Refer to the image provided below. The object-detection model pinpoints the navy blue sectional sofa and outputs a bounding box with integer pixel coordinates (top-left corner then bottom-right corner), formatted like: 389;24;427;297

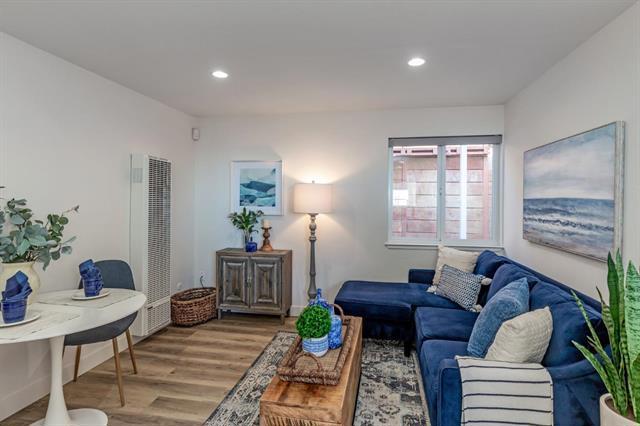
334;250;608;426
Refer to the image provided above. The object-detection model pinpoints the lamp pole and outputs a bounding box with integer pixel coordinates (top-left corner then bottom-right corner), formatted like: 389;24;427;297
307;213;318;301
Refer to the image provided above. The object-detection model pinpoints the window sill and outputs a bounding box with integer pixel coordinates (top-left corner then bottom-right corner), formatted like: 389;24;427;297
384;241;504;251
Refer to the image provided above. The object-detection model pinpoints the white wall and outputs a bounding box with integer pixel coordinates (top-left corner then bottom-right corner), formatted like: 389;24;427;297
0;33;195;419
503;3;640;298
194;105;504;311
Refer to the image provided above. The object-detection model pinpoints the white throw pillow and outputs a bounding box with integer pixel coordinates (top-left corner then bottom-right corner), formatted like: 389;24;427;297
432;245;479;285
485;307;553;363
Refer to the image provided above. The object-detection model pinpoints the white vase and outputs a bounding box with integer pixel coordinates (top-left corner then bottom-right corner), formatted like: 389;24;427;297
0;262;41;305
600;394;638;426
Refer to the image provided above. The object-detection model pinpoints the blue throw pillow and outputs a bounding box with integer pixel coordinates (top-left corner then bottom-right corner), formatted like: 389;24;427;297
467;277;530;357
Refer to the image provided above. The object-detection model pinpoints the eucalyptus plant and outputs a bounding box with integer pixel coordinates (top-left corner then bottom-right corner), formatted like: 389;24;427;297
228;207;264;242
0;198;79;269
572;250;640;420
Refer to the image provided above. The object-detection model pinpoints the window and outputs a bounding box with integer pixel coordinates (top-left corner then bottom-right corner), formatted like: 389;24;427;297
388;135;501;247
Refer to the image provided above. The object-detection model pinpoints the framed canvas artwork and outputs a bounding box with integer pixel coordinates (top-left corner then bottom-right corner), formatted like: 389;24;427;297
230;160;283;215
523;122;624;261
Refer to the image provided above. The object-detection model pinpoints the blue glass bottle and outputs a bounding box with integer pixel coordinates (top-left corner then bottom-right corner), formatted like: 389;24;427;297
328;307;343;350
309;288;331;311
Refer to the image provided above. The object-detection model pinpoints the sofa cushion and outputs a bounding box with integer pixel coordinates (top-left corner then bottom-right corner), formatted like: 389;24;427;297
467;277;530;357
415;307;478;350
530;281;606;367
419;339;469;423
486;263;540;302
335;281;461;323
335;281;416;322
474;250;511;278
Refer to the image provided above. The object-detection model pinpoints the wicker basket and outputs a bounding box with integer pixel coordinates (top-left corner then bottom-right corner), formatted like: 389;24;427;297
277;305;354;385
171;287;216;326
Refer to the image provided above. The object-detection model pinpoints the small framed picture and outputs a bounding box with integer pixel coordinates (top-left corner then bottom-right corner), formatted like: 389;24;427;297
230;160;283;215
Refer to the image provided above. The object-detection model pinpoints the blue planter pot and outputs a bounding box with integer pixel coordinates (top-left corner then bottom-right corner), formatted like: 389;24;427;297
302;335;329;357
2;299;27;323
245;241;258;252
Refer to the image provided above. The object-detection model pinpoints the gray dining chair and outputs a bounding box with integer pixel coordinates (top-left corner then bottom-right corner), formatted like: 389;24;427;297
64;260;138;406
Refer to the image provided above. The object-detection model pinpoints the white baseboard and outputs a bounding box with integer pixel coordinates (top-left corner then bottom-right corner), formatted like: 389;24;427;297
289;305;304;316
0;333;136;421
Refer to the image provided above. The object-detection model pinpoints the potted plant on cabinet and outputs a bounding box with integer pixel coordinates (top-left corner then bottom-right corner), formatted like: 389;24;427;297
573;250;639;426
0;198;79;303
296;305;332;357
228;207;264;252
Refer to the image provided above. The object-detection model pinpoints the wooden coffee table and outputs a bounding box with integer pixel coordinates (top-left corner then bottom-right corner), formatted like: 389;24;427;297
260;316;363;426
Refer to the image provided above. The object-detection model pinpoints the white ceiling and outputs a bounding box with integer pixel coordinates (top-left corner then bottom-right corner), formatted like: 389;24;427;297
0;1;635;117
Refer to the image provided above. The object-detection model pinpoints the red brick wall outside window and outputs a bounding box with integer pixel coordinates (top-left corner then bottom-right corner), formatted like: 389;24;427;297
392;144;493;241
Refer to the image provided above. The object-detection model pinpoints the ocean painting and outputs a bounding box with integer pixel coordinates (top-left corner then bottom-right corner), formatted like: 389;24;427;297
231;160;283;215
239;168;277;207
523;122;623;261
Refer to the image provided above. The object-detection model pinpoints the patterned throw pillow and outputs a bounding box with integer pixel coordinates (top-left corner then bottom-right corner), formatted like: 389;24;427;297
485;307;553;363
434;265;485;312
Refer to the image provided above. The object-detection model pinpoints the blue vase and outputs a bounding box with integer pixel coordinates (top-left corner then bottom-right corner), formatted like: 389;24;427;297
302;335;329;357
328;313;342;350
245;241;258;252
2;299;27;323
78;259;95;275
309;288;331;311
83;277;102;297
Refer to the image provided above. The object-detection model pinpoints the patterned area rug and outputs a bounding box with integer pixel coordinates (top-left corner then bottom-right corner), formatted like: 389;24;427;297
204;331;429;426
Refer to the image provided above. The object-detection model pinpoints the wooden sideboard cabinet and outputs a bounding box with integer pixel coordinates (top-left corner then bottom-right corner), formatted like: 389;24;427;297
216;248;292;324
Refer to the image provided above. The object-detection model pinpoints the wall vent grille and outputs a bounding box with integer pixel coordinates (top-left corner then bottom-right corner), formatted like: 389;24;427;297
130;154;172;337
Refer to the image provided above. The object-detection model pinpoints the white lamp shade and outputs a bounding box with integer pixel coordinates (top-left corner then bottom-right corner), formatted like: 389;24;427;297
293;183;332;214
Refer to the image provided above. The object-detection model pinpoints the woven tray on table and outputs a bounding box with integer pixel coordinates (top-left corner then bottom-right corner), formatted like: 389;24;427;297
277;304;354;386
171;287;216;326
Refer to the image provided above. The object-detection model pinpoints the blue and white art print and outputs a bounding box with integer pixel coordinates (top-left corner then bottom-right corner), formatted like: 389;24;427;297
231;160;283;215
523;122;624;261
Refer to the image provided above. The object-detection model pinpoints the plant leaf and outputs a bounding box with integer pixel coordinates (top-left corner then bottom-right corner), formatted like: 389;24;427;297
16;239;30;256
607;252;622;364
629;354;640;420
626;262;640;416
10;214;25;225
598;287;620;368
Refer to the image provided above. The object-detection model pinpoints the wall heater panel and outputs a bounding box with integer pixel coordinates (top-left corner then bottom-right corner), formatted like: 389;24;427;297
130;154;172;336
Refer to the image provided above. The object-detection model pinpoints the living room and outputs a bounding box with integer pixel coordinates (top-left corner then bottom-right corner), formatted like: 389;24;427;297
0;1;639;425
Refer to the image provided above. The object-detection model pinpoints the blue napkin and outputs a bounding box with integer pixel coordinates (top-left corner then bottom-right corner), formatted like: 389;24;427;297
2;271;32;302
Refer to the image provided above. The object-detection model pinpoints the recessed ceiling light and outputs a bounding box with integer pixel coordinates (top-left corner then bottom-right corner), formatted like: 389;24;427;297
408;57;426;67
211;70;229;79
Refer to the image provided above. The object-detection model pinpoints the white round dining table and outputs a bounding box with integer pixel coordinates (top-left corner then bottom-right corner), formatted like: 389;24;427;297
0;289;146;426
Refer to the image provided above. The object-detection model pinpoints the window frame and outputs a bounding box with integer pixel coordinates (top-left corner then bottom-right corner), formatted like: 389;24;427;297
386;136;503;249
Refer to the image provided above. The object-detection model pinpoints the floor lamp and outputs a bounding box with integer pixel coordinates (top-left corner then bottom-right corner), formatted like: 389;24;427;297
293;182;333;301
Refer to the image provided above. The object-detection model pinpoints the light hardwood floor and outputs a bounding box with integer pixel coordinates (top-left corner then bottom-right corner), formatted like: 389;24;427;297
5;314;296;426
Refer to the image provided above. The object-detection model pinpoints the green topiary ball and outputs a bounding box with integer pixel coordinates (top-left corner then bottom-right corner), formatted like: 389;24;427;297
296;305;332;339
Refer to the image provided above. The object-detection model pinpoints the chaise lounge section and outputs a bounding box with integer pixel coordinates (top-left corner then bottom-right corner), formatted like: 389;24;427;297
334;250;608;426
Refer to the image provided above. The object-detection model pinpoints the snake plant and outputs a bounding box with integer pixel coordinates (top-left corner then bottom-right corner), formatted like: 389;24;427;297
572;250;640;420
